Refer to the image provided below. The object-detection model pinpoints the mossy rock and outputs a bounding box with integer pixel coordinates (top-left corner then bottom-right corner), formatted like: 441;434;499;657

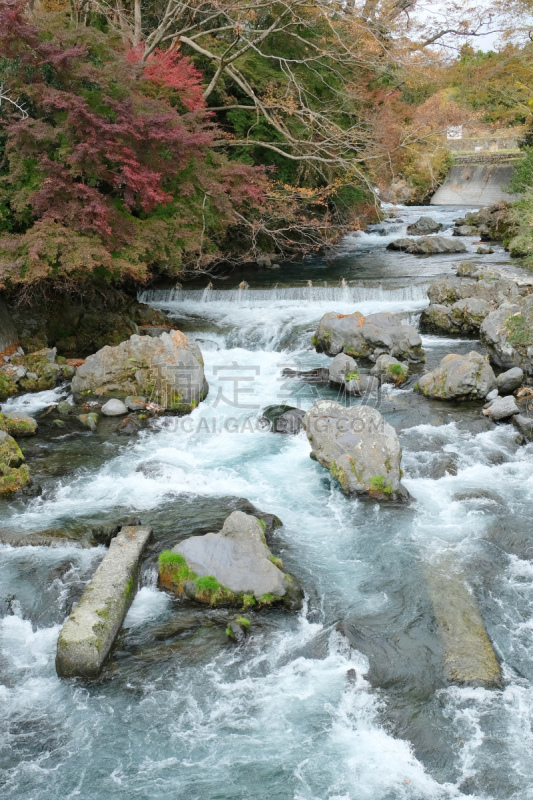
157;512;303;611
0;431;30;495
0;413;37;438
0;372;18;402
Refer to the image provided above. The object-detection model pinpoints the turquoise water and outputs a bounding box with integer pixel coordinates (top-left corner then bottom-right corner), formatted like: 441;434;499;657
1;206;533;799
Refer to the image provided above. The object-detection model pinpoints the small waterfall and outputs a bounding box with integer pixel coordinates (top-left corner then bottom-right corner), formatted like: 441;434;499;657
139;282;430;307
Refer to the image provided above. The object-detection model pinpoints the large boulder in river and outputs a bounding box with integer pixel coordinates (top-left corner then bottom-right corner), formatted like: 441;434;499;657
313;311;425;363
406;217;442;235
303;400;410;503
417;352;497;401
480;300;533;376
72;329;208;412
427;275;521;308
420;298;493;335
386;236;466;255
159;511;302;609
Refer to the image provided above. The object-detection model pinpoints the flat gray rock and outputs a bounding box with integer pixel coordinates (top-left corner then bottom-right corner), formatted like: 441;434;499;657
483;395;519;421
387;236;467;254
56;525;152;678
174;511;290;599
425;557;502;688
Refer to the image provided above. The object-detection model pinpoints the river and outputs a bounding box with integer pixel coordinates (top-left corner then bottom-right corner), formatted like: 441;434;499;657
1;205;533;800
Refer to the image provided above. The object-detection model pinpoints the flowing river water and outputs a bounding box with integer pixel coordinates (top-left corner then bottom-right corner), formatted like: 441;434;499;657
2;206;533;799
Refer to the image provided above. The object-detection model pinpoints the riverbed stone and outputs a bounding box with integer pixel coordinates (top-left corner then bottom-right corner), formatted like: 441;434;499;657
497;367;524;394
56;525;153;678
483;395;520;421
417;352;497;401
72;329;208;413
344;374;380;396
450;297;493;333
481;301;533;376
0;412;37;437
78;412;99;432
370;354;409;385
101;399;128;417
386;236;467;254
159;511;302;609
425;559;502;689
125;395;147;411
313;311;424;363
453;225;479;236
328;353;359;385
302;400;410;502
406;217;442;235
420;304;461;335
513;414;533;440
117;416;143;436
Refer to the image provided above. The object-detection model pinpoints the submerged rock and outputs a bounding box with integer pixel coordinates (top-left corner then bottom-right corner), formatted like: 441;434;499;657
303;400;410;503
513;414;533;440
261;405;305;434
117;416;143;436
313;311;424;363
159;511;302;610
406;217;442;235
226;616;251;642
72;330;208;413
417;352;497;401
425;559;501;689
56;525;153;678
0;430;30;495
78;412;99;432
281;367;330;384
387;236;466;254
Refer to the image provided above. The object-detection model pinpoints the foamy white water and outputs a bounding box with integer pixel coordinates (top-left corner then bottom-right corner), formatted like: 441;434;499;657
1;205;532;800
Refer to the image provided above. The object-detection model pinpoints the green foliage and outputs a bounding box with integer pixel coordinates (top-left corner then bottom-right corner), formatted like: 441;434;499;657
194;575;221;592
506;312;532;346
345;370;359;382
508;190;533;269
509;149;533;194
236;616;250;628
242;594;256;609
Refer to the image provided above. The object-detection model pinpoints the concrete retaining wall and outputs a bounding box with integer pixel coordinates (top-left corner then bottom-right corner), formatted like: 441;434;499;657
431;164;521;207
